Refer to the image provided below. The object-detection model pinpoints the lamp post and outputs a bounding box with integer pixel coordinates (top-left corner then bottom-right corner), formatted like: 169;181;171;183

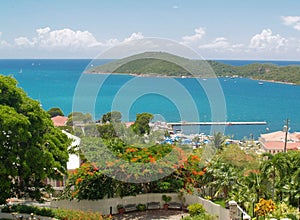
283;119;289;153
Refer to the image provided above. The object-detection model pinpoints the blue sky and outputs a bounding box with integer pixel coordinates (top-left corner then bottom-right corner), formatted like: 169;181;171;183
1;0;300;59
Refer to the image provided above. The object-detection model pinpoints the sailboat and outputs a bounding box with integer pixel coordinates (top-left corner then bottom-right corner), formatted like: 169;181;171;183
18;68;23;73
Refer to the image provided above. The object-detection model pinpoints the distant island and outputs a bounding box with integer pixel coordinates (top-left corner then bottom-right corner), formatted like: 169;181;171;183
86;52;300;84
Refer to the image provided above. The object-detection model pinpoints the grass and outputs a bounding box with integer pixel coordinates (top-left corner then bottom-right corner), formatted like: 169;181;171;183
212;199;226;208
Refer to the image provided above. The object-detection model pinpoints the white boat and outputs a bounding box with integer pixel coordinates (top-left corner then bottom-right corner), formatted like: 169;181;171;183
258;82;263;85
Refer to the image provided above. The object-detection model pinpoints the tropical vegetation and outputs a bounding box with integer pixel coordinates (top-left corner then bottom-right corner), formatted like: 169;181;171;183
87;51;300;84
0;75;70;204
61;111;300;219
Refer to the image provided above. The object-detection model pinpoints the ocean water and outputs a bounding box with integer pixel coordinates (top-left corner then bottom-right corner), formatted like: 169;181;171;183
0;59;300;140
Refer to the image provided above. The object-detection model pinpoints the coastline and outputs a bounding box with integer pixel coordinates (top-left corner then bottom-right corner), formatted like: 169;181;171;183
85;71;299;85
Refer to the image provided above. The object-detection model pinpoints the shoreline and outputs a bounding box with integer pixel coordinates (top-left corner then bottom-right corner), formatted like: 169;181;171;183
85;71;299;85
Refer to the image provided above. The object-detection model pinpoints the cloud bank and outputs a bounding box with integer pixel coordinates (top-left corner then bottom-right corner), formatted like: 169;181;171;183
0;21;299;59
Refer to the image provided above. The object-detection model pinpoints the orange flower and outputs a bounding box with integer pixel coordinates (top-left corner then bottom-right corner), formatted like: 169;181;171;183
126;147;137;153
149;157;156;163
131;157;138;162
198;171;205;176
75;177;83;185
72;190;79;197
190;155;200;161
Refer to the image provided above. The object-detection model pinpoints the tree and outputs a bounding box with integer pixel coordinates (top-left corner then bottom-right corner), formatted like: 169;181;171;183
131;112;153;135
101;111;122;124
47;107;64;117
67;112;93;126
212;132;226;150
0;75;70;203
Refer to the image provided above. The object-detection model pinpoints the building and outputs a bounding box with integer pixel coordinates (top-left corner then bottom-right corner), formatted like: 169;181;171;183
51;115;68;127
45;129;81;193
259;131;300;154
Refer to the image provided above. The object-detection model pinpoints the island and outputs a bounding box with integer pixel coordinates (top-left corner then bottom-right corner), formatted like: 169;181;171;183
85;52;300;84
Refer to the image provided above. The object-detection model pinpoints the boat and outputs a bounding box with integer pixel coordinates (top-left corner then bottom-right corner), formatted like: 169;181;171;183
18;69;23;73
258;82;263;85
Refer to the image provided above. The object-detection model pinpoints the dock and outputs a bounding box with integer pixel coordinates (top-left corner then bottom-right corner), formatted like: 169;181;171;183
167;121;267;127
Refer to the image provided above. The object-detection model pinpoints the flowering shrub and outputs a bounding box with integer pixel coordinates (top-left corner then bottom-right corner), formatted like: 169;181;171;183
254;198;276;217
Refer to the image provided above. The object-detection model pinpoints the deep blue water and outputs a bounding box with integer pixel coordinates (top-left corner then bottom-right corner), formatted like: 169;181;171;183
0;59;300;140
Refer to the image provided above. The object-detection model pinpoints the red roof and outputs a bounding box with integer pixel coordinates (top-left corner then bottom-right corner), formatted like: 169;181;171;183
51;116;68;127
262;141;300;150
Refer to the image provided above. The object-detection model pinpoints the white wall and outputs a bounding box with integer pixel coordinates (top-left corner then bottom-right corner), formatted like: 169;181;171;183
51;193;230;220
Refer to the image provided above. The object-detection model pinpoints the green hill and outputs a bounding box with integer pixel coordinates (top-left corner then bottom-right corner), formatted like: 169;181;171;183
86;52;300;84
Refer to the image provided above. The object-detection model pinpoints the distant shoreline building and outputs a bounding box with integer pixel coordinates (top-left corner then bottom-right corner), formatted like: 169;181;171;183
259;131;300;154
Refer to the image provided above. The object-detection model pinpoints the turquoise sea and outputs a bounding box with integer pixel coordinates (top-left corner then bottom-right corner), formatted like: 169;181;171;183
1;59;300;140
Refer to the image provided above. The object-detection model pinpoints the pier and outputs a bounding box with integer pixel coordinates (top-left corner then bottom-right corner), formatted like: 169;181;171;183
167;121;267;127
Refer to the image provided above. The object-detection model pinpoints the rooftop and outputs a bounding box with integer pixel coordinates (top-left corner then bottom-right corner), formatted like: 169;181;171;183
51;116;68;127
261;141;300;150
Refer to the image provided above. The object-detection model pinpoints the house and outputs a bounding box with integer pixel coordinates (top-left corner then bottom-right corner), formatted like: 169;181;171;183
259;131;300;154
51;115;68;127
45;130;81;193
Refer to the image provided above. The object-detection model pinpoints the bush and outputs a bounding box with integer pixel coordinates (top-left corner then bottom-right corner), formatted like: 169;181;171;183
53;209;105;220
187;203;205;217
162;195;172;203
182;213;218;220
0;204;107;219
1;204;55;217
35;207;55;217
16;204;36;214
136;204;146;211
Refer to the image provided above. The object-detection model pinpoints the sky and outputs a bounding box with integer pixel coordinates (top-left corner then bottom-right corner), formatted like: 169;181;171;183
0;0;300;60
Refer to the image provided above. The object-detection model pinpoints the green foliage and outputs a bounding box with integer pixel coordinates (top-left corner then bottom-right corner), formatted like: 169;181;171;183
211;132;226;149
131;112;153;135
0;75;70;203
271;202;300;219
67;112;92;126
182;214;218;220
87;51;300;84
187;203;206;216
136;203;146;211
1;204;108;220
162;195;172;203
47;107;64;117
1;204;55;217
98;123;125;139
217;144;260;172
114;58;191;77
101;111;122;123
54;209;106;220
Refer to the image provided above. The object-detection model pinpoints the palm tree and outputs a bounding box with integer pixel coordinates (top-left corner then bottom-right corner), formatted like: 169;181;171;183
261;152;297;205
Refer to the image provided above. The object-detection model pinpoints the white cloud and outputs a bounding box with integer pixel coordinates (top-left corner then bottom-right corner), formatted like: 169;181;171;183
34;27;101;49
0;32;10;48
198;37;243;51
14;37;35;47
13;27;145;51
181;27;206;45
123;32;144;43
172;5;179;9
249;29;288;50
281;16;300;31
293;23;300;31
